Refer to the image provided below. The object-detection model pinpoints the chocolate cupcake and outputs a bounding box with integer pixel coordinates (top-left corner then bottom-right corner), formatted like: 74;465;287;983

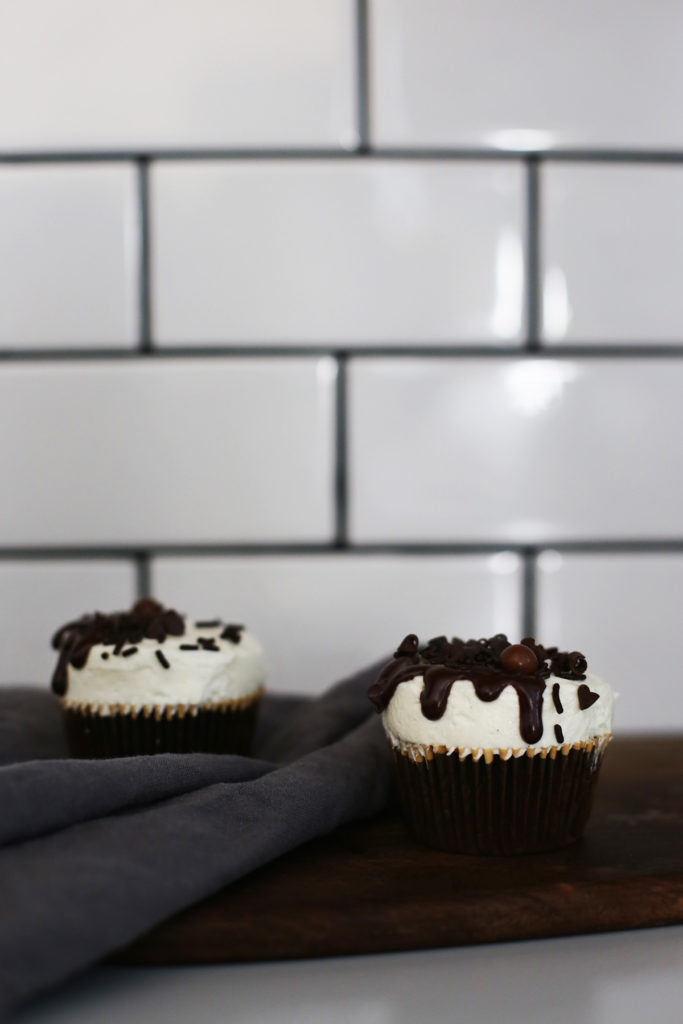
51;599;266;758
368;633;615;855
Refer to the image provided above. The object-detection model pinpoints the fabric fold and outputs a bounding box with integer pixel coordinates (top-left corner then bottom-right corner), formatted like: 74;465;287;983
0;662;392;1018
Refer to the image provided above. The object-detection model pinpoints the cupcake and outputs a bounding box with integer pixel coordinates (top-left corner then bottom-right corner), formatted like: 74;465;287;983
51;598;266;758
368;633;615;855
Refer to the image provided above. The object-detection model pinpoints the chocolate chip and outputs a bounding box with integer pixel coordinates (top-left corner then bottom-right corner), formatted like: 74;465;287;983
500;643;539;674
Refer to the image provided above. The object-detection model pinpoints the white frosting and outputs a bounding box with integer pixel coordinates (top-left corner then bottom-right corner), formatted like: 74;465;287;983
62;621;266;713
382;671;615;754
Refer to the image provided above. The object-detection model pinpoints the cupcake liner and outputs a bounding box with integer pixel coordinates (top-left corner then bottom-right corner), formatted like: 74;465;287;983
62;691;263;759
390;736;610;855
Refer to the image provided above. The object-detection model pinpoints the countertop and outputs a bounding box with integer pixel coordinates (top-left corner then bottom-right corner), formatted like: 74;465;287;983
11;926;683;1024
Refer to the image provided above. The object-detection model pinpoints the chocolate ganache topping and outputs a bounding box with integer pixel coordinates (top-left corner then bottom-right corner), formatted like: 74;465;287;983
367;633;588;745
51;598;185;696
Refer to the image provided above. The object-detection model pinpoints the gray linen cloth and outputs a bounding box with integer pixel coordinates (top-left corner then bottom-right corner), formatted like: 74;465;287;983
0;663;392;1018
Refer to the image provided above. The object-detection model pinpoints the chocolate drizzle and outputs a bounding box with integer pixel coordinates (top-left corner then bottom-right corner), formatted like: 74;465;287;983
50;599;185;695
367;633;589;746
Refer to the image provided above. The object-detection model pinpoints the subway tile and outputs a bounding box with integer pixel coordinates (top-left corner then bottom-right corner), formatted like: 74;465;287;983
370;0;683;148
152;160;525;345
0;560;136;687
152;553;523;693
0;165;138;348
349;358;683;543
537;552;683;732
0;359;334;545
542;164;683;343
1;1;355;149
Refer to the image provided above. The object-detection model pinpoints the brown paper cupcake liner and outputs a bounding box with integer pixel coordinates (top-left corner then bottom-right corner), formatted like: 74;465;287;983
390;736;610;855
61;690;263;758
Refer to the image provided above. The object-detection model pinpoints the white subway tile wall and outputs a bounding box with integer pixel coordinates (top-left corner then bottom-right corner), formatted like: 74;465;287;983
0;164;138;347
349;359;683;543
153;553;523;693
0;0;356;149
541;164;683;343
0;562;136;686
152;161;525;344
537;553;683;732
370;0;683;148
1;1;682;731
0;359;335;545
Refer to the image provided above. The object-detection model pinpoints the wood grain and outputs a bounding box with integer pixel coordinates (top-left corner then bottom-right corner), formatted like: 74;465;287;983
114;735;683;964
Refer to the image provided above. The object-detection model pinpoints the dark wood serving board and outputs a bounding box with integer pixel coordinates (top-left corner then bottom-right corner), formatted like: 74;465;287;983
116;735;683;965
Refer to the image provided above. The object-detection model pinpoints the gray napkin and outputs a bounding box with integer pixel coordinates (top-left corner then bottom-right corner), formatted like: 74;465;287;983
0;663;393;1018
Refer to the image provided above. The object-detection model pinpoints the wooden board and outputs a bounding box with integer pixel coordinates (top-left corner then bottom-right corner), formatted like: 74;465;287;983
115;735;683;964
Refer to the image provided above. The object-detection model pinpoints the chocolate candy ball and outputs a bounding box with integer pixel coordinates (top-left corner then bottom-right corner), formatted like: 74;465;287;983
500;643;539;674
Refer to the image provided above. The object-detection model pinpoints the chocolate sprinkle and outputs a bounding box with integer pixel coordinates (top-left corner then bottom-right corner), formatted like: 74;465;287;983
180;644;200;651
554;724;565;744
100;653;109;660
368;633;589;746
552;682;564;714
578;684;600;710
221;624;244;644
121;647;138;658
50;599;185;695
198;637;219;652
155;650;170;670
195;619;220;628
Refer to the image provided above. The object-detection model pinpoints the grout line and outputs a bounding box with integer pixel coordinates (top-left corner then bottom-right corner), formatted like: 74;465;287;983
2;540;683;560
525;157;541;349
356;0;371;150
137;159;153;351
334;354;349;547
135;552;152;598
3;344;683;362
522;550;537;637
6;147;683;164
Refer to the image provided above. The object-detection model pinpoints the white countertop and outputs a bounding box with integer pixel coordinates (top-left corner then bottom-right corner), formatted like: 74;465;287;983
11;926;683;1024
